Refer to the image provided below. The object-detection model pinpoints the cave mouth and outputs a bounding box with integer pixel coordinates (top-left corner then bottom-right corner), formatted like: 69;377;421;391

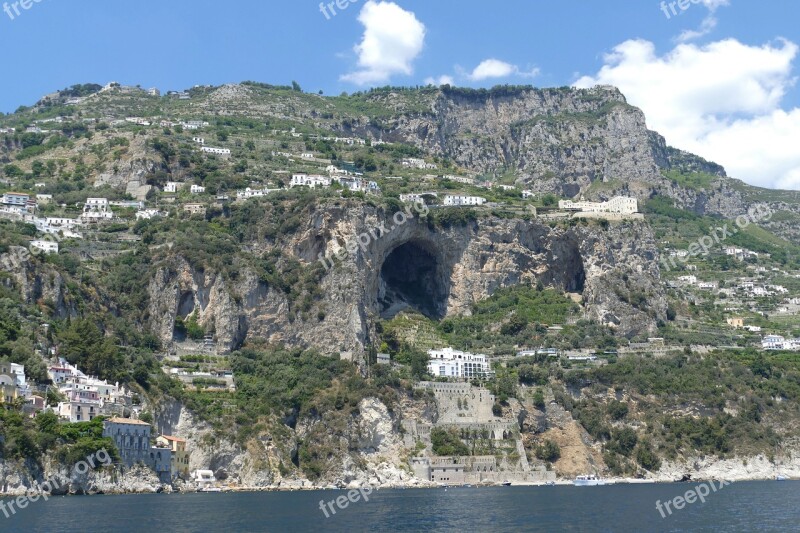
379;240;448;320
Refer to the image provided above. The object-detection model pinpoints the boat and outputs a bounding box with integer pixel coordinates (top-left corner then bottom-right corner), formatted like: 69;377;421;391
573;475;606;486
198;486;223;493
545;481;555;486
501;481;512;486
776;475;787;481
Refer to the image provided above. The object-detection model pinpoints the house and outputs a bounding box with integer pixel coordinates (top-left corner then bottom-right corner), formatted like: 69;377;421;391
2;192;30;208
136;209;163;220
443;195;487;207
103;418;172;483
57;388;102;422
36;194;53;204
30;240;58;254
184;203;206;216
376;353;391;365
237;187;279;199
763;335;786;351
427;347;494;379
156;435;190;479
677;275;697;285
301;153;314;159
164;182;183;193
190;185;206;195
0;362;27;404
442;175;475;185
81;198;113;221
400;193;425;203
191;470;217;491
192;137;205;145
402;158;438;170
201;146;231;157
726;318;744;328
558;196;639;215
744;325;762;333
290;174;330;189
148;88;160;97
522;190;536;199
697;282;718;290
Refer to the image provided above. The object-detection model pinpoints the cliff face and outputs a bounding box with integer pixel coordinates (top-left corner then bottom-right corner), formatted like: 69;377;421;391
146;204;665;354
0;247;72;318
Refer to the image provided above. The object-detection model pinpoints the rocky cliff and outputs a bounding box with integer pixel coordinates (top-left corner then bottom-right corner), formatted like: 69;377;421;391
146;203;665;354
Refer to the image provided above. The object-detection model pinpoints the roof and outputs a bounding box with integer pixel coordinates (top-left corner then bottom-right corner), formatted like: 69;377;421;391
159;435;187;443
105;417;151;426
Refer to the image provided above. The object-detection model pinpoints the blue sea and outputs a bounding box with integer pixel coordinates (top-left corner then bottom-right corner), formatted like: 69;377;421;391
3;481;799;532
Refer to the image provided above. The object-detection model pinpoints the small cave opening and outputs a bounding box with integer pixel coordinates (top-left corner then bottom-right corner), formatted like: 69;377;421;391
378;240;448;320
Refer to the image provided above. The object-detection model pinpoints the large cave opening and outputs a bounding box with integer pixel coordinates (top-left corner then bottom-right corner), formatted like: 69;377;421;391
378;240;448;320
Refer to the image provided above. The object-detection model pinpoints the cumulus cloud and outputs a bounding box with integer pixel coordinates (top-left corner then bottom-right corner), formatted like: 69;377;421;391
575;38;800;190
340;1;426;85
467;59;539;81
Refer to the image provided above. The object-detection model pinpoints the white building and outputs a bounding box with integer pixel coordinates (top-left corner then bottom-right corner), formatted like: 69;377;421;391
559;196;638;215
402;158;438;170
763;335;786;351
136;209;164;220
744;325;762;333
164;182;183;193
30;240;59;254
2;192;30;207
301;153;314;159
81;198;113;221
192;137;205;145
443;195;487;207
442;175;475;185
291;174;330;189
201;146;231;157
678;275;698;285
522;190;536;199
237;187;279;199
427;347;493;379
400;194;425;203
190;185;206;194
36;194;53;204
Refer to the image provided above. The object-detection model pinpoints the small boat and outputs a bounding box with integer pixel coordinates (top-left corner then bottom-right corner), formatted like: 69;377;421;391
573;475;606;486
198;486;223;493
776;475;787;481
501;481;512;486
545;481;555;486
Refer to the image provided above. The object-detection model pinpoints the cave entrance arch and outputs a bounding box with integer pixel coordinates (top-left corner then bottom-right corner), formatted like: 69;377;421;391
378;239;449;320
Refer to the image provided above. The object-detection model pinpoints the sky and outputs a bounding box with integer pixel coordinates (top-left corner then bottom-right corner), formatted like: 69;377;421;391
0;0;798;190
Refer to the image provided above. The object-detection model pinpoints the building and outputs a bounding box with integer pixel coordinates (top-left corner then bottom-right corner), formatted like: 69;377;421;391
726;317;744;328
164;182;183;193
103;418;172;483
184;203;206;216
36;194;53;204
200;146;231;157
30;240;58;254
427;347;494;379
376;353;391;365
57;388;102;422
136;209;163;220
443;195;487;207
0;362;26;404
192;137;205;144
290;174;331;189
81;198;113;221
156;435;190;479
745;325;763;333
2;192;30;208
558;196;638;214
763;335;786;350
190;185;206;194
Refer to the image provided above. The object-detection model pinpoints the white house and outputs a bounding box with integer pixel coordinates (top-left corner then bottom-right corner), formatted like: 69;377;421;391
30;240;58;254
301;153;314;159
2;192;30;207
744;325;762;333
36;194;53;204
678;275;698;285
400;194;425;203
697;282;718;290
559;196;638;215
136;209;163;220
190;185;206;195
427;347;493;379
201;146;231;157
522;190;536;199
164;182;184;193
443;195;487;207
81;198;113;221
763;335;786;350
192;137;205;145
291;174;330;189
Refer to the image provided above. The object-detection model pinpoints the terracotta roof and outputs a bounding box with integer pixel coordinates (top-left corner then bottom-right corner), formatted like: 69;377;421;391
105;417;151;426
160;435;187;443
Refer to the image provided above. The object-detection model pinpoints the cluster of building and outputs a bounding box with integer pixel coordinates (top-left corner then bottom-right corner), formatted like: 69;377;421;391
426;347;494;379
762;335;800;351
289;173;380;194
48;359;134;422
0;361;37;408
402;158;438;170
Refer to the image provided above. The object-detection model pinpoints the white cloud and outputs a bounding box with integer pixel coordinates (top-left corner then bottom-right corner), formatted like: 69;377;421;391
575;38;800;190
340;1;426;85
424;75;455;86
467;59;539;81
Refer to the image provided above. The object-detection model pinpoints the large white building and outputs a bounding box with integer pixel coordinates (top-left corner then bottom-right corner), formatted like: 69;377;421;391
201;146;231;156
291;174;331;189
559;196;638;215
427;347;494;379
443;195;487;207
81;198;113;221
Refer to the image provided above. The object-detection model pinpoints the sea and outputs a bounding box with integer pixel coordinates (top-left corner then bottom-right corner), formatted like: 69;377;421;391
2;481;798;532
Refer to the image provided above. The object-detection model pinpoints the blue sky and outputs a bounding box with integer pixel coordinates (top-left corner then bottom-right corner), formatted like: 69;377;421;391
1;0;799;189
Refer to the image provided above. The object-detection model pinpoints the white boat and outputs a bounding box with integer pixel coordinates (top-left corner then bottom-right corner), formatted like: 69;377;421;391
573;475;606;486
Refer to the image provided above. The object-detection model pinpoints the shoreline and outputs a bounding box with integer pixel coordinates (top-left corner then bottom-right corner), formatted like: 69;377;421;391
2;474;793;498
